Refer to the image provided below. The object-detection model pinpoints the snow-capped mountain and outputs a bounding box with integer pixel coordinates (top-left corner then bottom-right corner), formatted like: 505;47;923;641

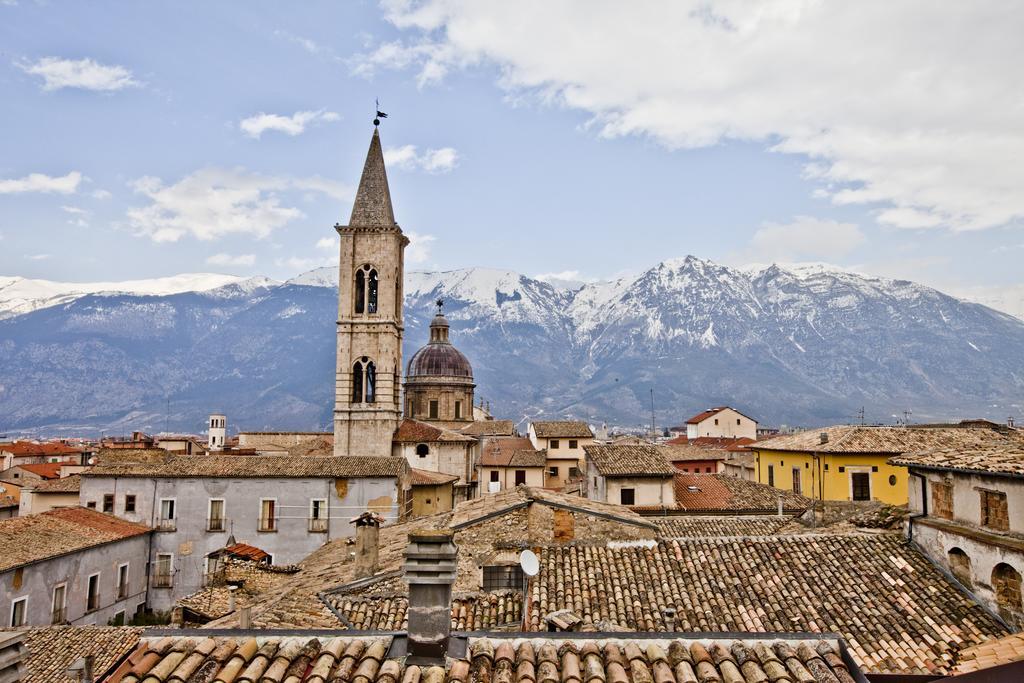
1;256;1023;435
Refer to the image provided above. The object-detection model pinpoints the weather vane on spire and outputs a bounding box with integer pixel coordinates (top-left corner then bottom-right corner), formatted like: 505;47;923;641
435;298;444;314
374;98;388;127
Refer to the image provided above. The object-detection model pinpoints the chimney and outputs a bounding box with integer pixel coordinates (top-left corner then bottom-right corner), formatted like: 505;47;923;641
351;511;382;579
819;432;829;445
0;631;28;682
404;529;457;663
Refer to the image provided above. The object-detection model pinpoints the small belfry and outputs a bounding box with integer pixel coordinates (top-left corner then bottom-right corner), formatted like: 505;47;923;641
333;120;408;457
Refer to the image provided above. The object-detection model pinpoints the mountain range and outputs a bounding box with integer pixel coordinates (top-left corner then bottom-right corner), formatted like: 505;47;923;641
2;256;1023;436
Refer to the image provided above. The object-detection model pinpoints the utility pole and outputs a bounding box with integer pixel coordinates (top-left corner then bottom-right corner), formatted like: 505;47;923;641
650;388;656;438
857;407;865;425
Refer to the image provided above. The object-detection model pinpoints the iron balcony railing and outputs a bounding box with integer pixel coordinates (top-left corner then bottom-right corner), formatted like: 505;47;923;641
156;517;176;531
308;517;328;532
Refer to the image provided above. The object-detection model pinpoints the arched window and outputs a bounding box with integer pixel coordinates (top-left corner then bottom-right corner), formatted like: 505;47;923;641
352;360;364;403
354;270;365;315
992;563;1022;622
947;547;973;588
365;361;376;403
367;269;378;313
416;444;429;457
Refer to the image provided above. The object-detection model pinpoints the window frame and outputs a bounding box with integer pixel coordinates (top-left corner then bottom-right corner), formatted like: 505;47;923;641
10;597;27;628
259;497;278;532
309;498;328;533
620;488;636;506
116;562;130;601
51;583;67;624
568;439;578;449
550;439;560;449
428;400;439;419
124;494;136;514
514;469;527;486
489;470;499;483
482;565;525;592
158;498;176;531
207;498;226;532
86;572;101;612
102;493;114;513
153;553;174;588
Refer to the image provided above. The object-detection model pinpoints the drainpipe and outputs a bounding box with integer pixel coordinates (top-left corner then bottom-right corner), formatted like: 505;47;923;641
907;469;928;543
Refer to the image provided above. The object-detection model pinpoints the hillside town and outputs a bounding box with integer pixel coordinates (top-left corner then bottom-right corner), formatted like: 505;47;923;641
0;122;1021;682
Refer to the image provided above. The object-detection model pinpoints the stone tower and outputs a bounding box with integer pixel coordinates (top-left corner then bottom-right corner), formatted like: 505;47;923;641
333;126;408;457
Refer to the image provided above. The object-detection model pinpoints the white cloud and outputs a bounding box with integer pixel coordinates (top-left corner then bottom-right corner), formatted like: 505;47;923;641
745;216;865;262
25;253;50;261
126;167;352;242
384;145;459;173
60;205;87;215
206;253;256;266
19;57;139;91
0;171;81;194
374;1;1024;232
275;255;333;272
92;189;112;200
406;232;436;264
316;236;339;251
239;109;340;139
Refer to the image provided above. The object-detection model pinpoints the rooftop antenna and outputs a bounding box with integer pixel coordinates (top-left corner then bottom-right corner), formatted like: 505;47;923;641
857;407;865;425
373;98;388;127
650;388;656;438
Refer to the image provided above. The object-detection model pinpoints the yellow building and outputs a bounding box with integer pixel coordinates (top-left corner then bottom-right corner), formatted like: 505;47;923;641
410;468;458;517
751;425;1020;505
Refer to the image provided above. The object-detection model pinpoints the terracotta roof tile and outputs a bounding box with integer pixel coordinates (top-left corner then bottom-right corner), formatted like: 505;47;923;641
532;421;594;439
889;447;1024;477
16;462;63;479
84;455;407;478
585;445;675;477
25;473;81;493
0;441;84;457
671;474;810;513
953;632;1024;673
655;516;794;537
755;425;1023;454
685;407;731;424
395;419;477;443
527;536;1007;674
15;626;141;683
411;468;461;486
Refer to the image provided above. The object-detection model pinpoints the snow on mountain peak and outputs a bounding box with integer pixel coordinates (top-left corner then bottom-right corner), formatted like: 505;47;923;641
286;267;338;288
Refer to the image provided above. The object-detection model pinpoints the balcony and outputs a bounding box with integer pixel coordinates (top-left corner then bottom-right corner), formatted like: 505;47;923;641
156;518;176;532
308;517;328;533
207;517;227;532
50;607;66;625
258;516;278;532
153;573;173;588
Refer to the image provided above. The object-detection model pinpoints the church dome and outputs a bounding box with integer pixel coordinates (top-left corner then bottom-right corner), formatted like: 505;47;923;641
406;309;473;379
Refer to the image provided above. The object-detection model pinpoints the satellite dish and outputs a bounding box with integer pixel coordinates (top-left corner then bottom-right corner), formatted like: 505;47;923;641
519;549;539;577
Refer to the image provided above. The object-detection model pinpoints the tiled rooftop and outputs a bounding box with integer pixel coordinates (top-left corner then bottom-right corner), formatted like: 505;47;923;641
15;462;63;479
16;626;141;683
0;440;84;457
25;472;81;492
178;560;290;623
754;424;1023;454
411;468;461;486
585;445;675;477
100;634;864;683
84;455;407;478
670;474;811;513
395;419;476;443
953;632;1024;673
662;444;728;462
889;447;1024;477
460;420;516;437
532;421;594;439
287;437;334;457
655;515;795;537
480;438;544;467
0;506;151;572
526;536;1006;673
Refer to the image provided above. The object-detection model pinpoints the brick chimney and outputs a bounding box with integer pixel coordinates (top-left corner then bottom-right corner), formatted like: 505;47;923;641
403;529;457;663
351;511;383;579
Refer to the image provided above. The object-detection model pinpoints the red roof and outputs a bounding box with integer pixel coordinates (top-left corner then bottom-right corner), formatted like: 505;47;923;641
223;543;270;562
17;462;64;479
684;406;757;425
0;441;84;457
410;468;460;486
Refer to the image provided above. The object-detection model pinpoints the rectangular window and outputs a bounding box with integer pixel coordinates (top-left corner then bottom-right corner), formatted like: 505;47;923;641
51;584;66;624
620;488;636;506
489;470;499;483
309;499;328;532
931;482;954;520
548;466;559;477
792;467;802;494
705;467;712;473
454;401;462;420
714;418;719;425
429;400;439;419
10;598;26;627
980;489;1009;531
154;554;173;588
124;494;136;513
851;472;871;501
482;565;525;592
86;501;96;509
116;563;129;600
569;439;578;449
515;470;527;486
568;467;581;479
737;418;741;425
102;494;114;513
407;400;414;417
259;499;277;531
86;573;100;612
111;610;126;626
158;499;176;531
208;499;225;532
550;439;560;449
767;465;775;487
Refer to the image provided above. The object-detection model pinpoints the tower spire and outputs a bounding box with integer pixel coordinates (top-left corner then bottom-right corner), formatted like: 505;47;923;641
347;127;397;229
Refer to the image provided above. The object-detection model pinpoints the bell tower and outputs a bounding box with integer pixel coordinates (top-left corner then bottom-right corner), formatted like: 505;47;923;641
333;124;408;457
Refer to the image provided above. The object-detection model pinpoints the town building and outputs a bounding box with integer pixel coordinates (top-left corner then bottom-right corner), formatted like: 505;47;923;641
527;420;594;488
79;454;410;611
18;473;80;515
332;125;408;458
392;419;478;503
750;424;1023;504
0;462;65;486
0;440;87;468
0;481;19;519
0;507;151;627
889;444;1024;629
662;442;727;473
237;431;332;450
404;302;476;428
410;468;459;517
460;417;515;438
584;444;675;507
154;434;207;454
206;413;227;450
682;406;758;440
478;437;546;493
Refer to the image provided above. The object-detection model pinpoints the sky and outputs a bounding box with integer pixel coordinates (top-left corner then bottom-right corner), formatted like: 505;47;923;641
1;1;1023;314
